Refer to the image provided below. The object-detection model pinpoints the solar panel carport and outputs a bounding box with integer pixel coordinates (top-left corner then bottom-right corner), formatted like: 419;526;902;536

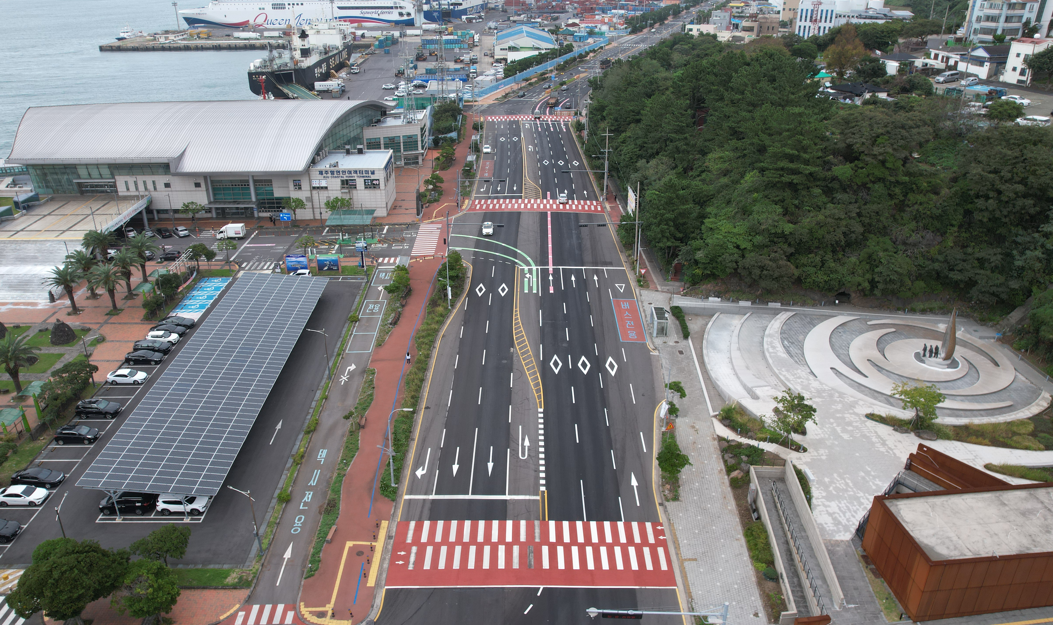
78;273;328;498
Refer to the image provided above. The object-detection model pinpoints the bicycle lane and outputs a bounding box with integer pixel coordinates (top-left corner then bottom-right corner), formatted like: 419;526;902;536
298;256;444;625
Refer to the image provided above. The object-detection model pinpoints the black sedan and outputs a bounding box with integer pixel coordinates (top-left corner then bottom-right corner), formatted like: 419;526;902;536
132;339;173;354
54;425;99;445
124;350;165;366
155;227;173;238
160;316;196;329
0;520;21;544
150;324;188;336
159;249;182;262
74;398;121;419
10;468;65;488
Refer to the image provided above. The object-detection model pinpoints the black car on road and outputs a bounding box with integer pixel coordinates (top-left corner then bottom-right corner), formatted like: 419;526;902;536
155;227;173;238
151;324;188;336
99;492;158;516
54;425;100;445
0;520;21;544
124;350;165;366
74;399;121;419
159;249;181;261
10;468;65;489
132;339;173;354
160;316;196;329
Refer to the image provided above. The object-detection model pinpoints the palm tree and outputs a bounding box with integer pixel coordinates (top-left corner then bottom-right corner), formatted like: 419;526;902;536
82;230;115;260
124;233;161;281
111;249;139;297
46;264;83;314
0;333;40;394
88;263;123;312
65;249;99;298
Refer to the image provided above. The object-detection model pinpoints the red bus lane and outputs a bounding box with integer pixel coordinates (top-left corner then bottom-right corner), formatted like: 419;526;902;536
612;299;646;342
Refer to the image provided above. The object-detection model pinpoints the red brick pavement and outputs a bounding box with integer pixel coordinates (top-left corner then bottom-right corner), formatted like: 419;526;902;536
43;588;250;625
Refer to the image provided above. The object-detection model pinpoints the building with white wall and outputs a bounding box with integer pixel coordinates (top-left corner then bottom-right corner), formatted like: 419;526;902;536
791;0;911;37
1000;37;1053;83
964;0;1053;43
493;25;557;62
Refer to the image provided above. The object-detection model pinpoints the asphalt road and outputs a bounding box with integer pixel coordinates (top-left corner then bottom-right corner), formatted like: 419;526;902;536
0;277;357;568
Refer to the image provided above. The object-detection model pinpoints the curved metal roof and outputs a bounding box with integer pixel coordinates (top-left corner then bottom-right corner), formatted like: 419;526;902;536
7;100;389;174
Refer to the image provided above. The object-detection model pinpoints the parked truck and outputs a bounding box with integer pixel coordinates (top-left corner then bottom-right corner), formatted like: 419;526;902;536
216;223;246;239
314;81;343;92
233;32;261;40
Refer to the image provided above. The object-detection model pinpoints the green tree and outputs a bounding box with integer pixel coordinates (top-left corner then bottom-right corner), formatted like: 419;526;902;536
111;248;140;296
790;40;818;60
987;98;1025;122
88;263;123;312
425;172;445;190
142;293;166;320
179;201;206;226
283;196;306;221
7;538;129;625
295;235;317;256
216;239;238;264
39;360;99;426
156;273;182;303
323;197;351;214
124;234;161;282
46;264;83;315
657;432;691;478
823;24;868;78
110;559;180;624
0;332;41;394
65;250;99;299
891;381;945;429
81;230;115;260
1024;45;1053;84
186;243;216;270
129;524;191;566
854;55;887;82
385;264;411;298
770;390;817;447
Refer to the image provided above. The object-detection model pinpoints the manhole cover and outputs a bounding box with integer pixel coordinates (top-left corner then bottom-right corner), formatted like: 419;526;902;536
357;550;364;556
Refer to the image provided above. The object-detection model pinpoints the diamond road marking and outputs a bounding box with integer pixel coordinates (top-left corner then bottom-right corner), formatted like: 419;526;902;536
498;283;509;297
513;136;520;141
543;160;550;166
572;161;579;166
577;356;591;375
500;137;507;142
606;357;618;376
558;160;565;166
549;355;563;374
475;283;486;297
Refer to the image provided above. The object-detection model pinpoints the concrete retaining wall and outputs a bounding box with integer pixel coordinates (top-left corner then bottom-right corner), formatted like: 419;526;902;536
751;466;799;625
784;461;845;609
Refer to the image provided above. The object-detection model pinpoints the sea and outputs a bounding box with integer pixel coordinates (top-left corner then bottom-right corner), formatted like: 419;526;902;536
0;0;261;157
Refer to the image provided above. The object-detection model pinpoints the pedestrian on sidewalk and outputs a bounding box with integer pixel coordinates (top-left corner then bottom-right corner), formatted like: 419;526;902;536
406;351;411;363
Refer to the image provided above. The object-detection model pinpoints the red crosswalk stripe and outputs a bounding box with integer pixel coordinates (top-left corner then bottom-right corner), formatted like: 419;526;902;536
485;115;572;121
385;520;676;589
469;199;604;213
230;604;302;625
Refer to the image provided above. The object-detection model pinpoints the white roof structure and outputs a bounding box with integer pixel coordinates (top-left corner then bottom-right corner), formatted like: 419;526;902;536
7;100;389;175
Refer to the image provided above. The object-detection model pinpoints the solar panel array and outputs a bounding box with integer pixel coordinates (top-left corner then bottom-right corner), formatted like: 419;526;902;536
78;273;329;496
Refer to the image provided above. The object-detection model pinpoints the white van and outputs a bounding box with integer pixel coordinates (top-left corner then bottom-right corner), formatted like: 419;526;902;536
935;71;960;83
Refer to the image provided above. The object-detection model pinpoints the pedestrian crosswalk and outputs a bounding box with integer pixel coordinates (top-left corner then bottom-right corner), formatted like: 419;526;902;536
486;115;571;121
470;199;605;213
234;603;299;625
374;256;401;266
241;261;277;272
411;224;443;257
0;597;26;625
385;519;675;589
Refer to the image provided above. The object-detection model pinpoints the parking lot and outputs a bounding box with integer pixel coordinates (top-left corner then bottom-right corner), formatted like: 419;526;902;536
0;275;363;568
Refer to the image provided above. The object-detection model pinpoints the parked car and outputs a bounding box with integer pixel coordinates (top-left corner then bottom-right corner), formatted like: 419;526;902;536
0;485;48;507
132;339;173;354
382;83;396;90
99;492;158;516
159;249;182;261
291;268;311;276
10;468;65;489
1016;115;1051;126
124;350;165;366
482;221;494;236
54;424;100;445
174;226;191;238
151;324;188;336
160;316;196;328
142;229;157;238
155;227;173;238
107;368;149;385
74;398;121;419
961;76;979;86
1004;94;1031;106
0;520;22;544
156;494;211;516
145;330;180;345
125;227;137;237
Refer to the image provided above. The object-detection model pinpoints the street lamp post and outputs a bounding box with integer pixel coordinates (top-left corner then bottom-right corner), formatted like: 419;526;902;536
305;328;332;380
82;337;96;387
54;492;68;539
381;408;414;487
226;485;264;553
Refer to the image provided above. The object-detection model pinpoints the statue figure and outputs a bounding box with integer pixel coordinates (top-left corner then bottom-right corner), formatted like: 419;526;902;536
933;345;940;358
922;343;928;357
940;309;957;361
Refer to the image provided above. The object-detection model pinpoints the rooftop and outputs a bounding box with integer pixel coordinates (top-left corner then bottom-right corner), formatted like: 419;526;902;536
314;150;392;170
886;485;1053;561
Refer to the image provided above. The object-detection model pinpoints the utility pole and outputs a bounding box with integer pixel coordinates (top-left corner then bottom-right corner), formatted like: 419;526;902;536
173;1;180;31
445;210;451;306
634;180;642;279
600;126;613;205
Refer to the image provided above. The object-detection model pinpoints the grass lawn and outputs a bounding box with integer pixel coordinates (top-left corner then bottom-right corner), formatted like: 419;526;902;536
0;436;50;486
26;328;91;348
171;568;254;588
985;463;1053;482
24;353;64;374
0;381;16;394
860;551;903;622
198;269;235;278
4;327;29;339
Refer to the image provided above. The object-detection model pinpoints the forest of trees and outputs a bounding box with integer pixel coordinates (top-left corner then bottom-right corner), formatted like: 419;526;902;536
583;32;1053;312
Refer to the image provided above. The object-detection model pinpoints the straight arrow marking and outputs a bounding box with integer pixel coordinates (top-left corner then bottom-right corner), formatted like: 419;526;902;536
630;473;640;507
276;543;293;586
269;420;282;445
452;447;461;476
488;446;494;476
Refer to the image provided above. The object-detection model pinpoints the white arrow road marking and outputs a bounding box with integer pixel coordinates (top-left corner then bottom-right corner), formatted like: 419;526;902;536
593;274;599;287
571;274;576;287
488;446;494;476
519;426;530;460
630;473;640;506
269;420;282;445
277;543;293;585
415;448;430;479
340;363;356;385
615;284;625;292
452;447;460;476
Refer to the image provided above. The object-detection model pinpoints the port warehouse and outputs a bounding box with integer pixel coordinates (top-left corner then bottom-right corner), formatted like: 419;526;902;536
5;99;433;220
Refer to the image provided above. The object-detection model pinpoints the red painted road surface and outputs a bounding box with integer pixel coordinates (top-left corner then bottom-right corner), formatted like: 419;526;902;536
228;604;304;625
470;199;604;213
612;299;646;342
480;159;494;179
385;519;676;589
486;115;573;121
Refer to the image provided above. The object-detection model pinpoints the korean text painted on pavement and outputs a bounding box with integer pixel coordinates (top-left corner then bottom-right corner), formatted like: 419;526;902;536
611;299;645;342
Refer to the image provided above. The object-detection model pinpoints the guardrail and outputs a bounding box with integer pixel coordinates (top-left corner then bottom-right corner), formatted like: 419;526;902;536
474;38;609;99
771;482;826;616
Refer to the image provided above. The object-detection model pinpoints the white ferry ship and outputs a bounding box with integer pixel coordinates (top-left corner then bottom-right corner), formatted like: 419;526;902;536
422;0;487;23
179;0;419;28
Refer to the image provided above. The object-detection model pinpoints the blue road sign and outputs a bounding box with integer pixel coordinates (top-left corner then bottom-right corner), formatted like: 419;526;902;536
279;212;292;222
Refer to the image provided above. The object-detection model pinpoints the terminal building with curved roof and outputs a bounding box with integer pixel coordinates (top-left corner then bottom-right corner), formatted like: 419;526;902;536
7;99;413;220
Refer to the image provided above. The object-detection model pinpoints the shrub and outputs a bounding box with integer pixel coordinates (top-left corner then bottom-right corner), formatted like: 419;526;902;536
1008;435;1044;451
744;521;775;568
669;306;690;338
762;567;778;581
1037;433;1053;449
793;465;812;508
657;432;691;479
666;380;686;399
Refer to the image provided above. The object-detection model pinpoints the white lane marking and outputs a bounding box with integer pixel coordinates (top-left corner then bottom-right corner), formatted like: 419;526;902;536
575;423;579;443
640;431;647;453
581;480;587;521
604;408;609;426
611;449;617;469
630;384;636;404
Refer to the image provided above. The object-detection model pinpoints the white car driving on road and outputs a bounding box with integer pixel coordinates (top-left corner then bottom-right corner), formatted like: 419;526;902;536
482;222;494;236
1004;94;1031;107
482;145;492;153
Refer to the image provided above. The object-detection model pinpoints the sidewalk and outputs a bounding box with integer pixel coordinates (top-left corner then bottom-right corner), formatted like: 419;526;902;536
44;588;249;625
298;255;443;625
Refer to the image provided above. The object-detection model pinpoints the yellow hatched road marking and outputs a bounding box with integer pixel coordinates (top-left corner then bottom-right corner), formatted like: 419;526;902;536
513;266;543;411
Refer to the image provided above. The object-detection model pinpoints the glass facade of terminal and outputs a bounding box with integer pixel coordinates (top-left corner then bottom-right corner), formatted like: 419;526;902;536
28;163;170;195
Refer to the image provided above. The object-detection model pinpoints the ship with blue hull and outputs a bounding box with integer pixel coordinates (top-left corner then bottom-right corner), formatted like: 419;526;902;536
422;0;487;23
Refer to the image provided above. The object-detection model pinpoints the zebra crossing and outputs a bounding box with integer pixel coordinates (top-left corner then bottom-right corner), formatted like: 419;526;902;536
470;198;605;213
0;597;26;625
241;260;277;272
374;256;401;266
486;115;571;121
410;224;443;256
233;603;300;625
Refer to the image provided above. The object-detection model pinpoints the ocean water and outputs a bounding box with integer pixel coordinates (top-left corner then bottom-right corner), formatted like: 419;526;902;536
0;0;260;156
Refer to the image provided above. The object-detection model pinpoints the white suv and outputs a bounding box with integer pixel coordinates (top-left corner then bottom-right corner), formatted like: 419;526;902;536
156;494;210;516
